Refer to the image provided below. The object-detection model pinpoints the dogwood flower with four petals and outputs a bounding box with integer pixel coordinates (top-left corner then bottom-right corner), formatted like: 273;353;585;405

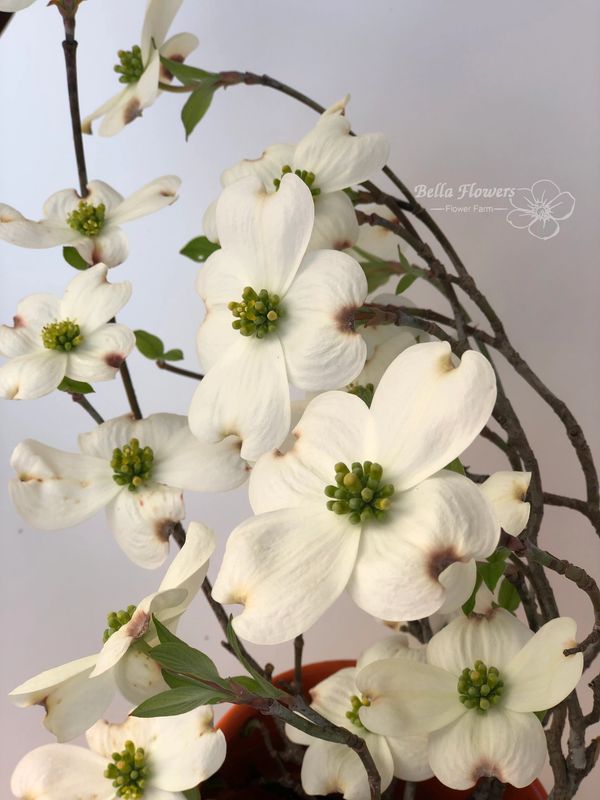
10;522;214;742
0;263;134;400
11;705;226;799
357;609;584;789
286;635;431;800
203;96;389;251
82;0;199;137
10;413;248;568
189;173;369;462
213;340;499;644
0;176;180;267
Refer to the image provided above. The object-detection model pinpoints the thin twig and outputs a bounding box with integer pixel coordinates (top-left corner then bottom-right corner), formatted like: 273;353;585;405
156;360;204;380
61;14;88;197
119;361;143;420
293;634;304;694
70;392;104;425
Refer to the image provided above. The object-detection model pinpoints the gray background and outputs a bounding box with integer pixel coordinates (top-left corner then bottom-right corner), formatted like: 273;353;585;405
0;0;598;795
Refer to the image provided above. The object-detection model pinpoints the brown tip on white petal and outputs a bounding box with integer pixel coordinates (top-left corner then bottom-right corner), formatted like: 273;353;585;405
156;518;178;542
335;305;359;334
159;54;184;82
333;240;353;250
0;211;19;223
12;315;25;329
126;609;150;641
428;546;464;579
105;352;125;369
438;349;456;372
471;761;504;784
246;150;269;164
160;189;177;198
124;98;142;125
19;472;41;483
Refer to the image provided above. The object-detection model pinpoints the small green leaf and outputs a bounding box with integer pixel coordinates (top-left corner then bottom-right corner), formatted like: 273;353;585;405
161;348;184;362
134;329;164;360
160;57;218;85
229;675;266;693
487;546;511;563
395;273;417;295
182;789;200;800
360;261;394;293
57;376;95;394
162;670;202;690
444;457;466;475
153;616;181;645
462;573;482;616
132;686;227;718
182;82;217;139
498;577;521;612
62;246;89;270
478;560;506;592
151;642;224;685
180;235;221;263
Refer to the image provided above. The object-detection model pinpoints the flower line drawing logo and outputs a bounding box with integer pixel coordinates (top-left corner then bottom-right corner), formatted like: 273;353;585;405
506;179;575;240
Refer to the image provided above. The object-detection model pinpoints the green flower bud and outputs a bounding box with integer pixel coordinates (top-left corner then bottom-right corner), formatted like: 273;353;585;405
114;44;145;84
66;201;106;237
458;660;504;714
273;165;321;196
111;438;154;492
41;318;83;352
325;461;394;524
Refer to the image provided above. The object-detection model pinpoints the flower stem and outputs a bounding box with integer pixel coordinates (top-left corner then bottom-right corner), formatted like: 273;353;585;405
156;360;203;380
61;15;88;197
119;361;142;420
70;391;104;425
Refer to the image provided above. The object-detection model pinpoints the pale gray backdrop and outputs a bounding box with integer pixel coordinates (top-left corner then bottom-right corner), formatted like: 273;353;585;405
0;0;598;795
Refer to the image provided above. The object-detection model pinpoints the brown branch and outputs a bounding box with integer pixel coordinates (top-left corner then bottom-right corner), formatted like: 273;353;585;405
293;634;304;694
61;13;88;197
70;392;104;425
156;360;204;380
119;361;143;420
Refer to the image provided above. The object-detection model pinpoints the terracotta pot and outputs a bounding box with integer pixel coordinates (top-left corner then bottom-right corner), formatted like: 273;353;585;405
214;660;547;800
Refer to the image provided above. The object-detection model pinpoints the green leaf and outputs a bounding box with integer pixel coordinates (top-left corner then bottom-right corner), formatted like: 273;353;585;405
134;329;164;360
444;457;465;475
62;246;89;270
498;577;521;612
487;546;511;563
153;616;181;645
180;235;221;263
151;642;223;685
395;273;417;295
478;560;506;592
132;686;227;718
160;57;218;85
161;348;184;362
360;261;394;293
229;675;266;693
57;376;94;394
182;82;217;139
182;789;200;800
226;617;284;699
163;670;207;690
461;573;482;616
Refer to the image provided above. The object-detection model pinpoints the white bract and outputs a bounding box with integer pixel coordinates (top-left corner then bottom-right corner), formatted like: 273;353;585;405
286;636;431;800
11;705;226;799
0;176;180;268
0;263;134;400
0;0;34;9
10;523;214;742
203;96;389;251
357;610;584;789
480;470;531;535
10;413;248;568
82;0;198;137
213;340;500;644
189;173;369;462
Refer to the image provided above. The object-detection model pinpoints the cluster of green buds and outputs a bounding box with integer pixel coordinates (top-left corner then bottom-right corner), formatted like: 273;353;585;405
114;45;145;84
325;461;395;524
111;439;154;491
103;604;137;643
273;165;321;197
457;660;504;712
41;318;83;352
348;383;375;408
104;740;149;799
66;201;106;237
345;694;371;728
228;287;283;338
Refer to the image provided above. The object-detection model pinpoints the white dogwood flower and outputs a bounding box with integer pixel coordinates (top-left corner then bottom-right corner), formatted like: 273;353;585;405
480;471;531;535
0;176;180;267
10;414;247;568
357;610;584;789
11;705;226;799
82;0;198;137
189;173;368;462
286;636;431;800
0;0;34;9
203;96;389;251
213;340;499;644
0;263;134;400
9;523;214;742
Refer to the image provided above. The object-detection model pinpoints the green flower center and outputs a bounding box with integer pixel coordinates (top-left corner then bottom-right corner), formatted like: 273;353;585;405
228;287;283;338
273;165;321;197
111;439;154;491
348;383;375;407
41;319;83;352
103;604;137;643
66;201;106;237
114;45;145;84
104;740;149;798
325;461;395;525
457;660;504;713
345;694;371;729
